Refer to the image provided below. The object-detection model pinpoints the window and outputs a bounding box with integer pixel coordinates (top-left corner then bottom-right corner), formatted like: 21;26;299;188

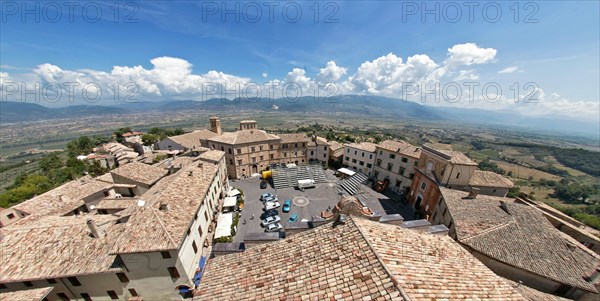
236;149;241;154
259;146;263;151
367;163;372;168
420;182;427;190
354;150;357;155
361;152;365;157
387;163;393;171
323;154;326;158
204;211;209;221
270;154;274;159
395;180;401;187
251;147;255;152
369;154;373;159
192;240;198;253
220;146;224;151
128;289;138;297
229;159;233;164
251;157;256;163
67;277;81;286
161;251;171;259
456;172;461;179
168;267;180;278
228;148;232;154
401;157;408;163
237;160;242;165
359;161;364;166
47;278;57;284
295;143;298;148
198;225;203;236
409;173;415;179
389;153;395;159
7;213;15;219
116;273;129;283
399;167;405;176
187;228;191;236
57;293;70;301
80;293;92;301
414;161;418;166
260;156;264;161
284;153;287;158
24;281;33;287
323;146;327;151
352;159;357;163
107;291;119;300
347;149;349;153
311;151;314;155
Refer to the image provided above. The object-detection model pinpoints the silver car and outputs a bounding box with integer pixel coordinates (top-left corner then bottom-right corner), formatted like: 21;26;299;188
265;222;283;232
261;215;281;227
264;201;281;210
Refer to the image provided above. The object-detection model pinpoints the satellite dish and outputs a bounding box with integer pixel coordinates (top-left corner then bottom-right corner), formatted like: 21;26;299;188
137;200;146;207
90;205;96;210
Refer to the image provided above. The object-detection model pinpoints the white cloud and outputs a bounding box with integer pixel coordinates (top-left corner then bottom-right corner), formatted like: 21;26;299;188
498;66;519;74
1;45;594;121
445;43;497;67
316;61;347;83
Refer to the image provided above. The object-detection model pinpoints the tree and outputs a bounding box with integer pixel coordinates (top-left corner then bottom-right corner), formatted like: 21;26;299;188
142;134;161;146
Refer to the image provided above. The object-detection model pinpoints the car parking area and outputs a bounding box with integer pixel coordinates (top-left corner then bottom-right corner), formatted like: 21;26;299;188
230;170;394;242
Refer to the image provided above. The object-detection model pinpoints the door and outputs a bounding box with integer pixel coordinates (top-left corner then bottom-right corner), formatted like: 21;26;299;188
415;196;422;209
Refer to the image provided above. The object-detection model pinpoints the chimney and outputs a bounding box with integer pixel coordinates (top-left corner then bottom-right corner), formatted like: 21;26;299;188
87;218;104;238
500;201;510;214
466;188;480;199
210;116;222;134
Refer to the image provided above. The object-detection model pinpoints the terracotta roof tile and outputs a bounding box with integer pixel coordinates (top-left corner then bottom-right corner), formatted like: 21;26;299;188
207;129;279;145
111;162;168;185
195;217;529;300
469;170;514;188
441;188;599;293
344;142;378;153
169;130;218;149
0;287;53;301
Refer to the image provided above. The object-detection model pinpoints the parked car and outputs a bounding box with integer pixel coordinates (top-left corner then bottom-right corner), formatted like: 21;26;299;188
261;215;281;227
262;195;278;203
260;180;268;189
282;199;292;213
264;201;281;211
265;222;283;232
260;193;275;201
260;209;279;220
288;213;299;222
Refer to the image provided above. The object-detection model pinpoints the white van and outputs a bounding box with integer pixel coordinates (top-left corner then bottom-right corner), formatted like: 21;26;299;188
297;179;316;191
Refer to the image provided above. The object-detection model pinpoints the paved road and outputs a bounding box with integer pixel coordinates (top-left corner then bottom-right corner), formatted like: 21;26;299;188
229;170;415;242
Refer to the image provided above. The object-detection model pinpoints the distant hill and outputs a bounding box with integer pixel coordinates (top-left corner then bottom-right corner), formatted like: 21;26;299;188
0;102;128;123
1;96;597;138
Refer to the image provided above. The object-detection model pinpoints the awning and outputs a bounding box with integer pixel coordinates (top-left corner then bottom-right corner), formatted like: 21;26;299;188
214;213;234;239
223;196;237;208
337;168;356;176
193;256;207;286
227;189;241;197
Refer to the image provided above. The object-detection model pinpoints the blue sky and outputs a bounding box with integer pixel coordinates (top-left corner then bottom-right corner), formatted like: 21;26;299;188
1;1;599;119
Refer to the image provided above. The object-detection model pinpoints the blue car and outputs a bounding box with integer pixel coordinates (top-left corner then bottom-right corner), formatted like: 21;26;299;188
288;213;299;222
282;199;292;213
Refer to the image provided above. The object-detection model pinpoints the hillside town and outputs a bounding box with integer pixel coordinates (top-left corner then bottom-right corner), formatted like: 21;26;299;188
1;117;599;301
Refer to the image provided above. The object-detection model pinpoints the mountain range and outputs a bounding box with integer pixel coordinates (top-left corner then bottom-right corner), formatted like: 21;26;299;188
1;96;597;138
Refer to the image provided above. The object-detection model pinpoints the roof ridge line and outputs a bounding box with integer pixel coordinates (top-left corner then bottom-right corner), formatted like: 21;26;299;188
149;203;179;249
461;220;513;241
351;217;412;301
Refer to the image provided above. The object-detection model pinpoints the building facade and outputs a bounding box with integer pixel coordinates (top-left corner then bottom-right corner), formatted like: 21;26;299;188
0;150;229;301
342;142;377;176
